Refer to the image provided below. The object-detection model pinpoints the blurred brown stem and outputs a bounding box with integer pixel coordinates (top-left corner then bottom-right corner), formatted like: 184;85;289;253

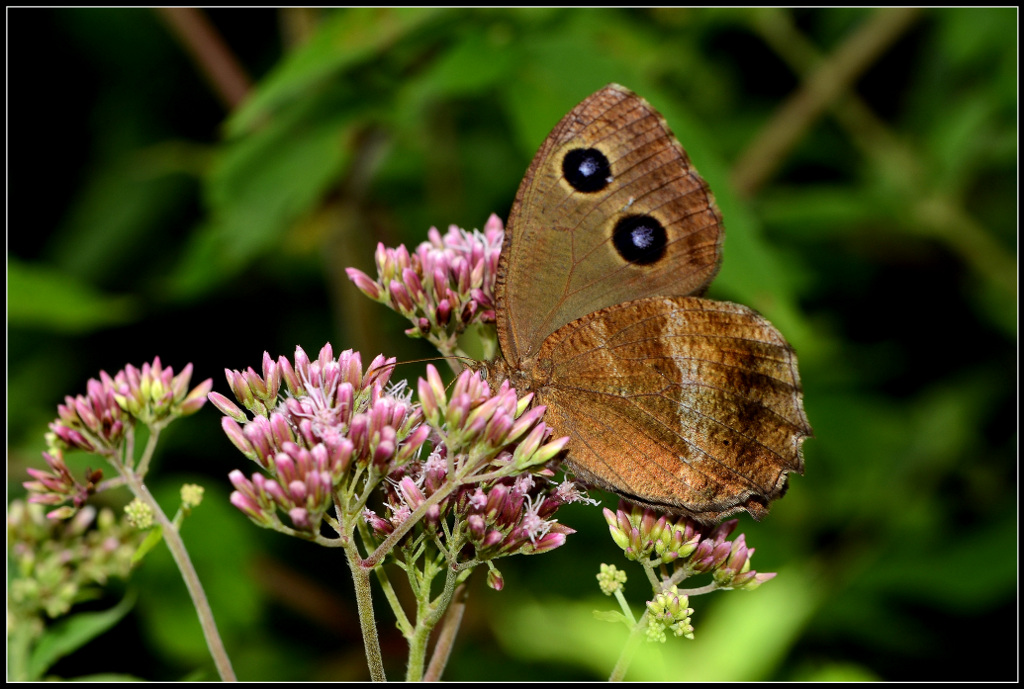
744;7;1015;298
155;8;252;110
732;8;921;198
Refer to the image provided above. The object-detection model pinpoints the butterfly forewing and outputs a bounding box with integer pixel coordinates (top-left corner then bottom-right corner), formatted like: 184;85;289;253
496;84;724;365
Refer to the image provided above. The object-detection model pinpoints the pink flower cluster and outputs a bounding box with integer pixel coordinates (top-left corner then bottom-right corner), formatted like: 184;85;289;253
26;357;211;519
604;502;776;591
363;365;582;566
23;449;102;519
211;345;429;534
48;357;210;456
365;454;580;563
49;371;126;455
416;364;566;471
345;215;504;349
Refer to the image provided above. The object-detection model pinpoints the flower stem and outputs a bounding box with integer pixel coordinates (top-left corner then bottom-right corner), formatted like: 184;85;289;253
423;582;468;681
405;598;431;682
345;538;387;681
373;564;413;637
134;422;163;476
120;466;236;681
405;532;468;681
608;609;649;682
679;581;721;596
363;481;459;568
613;589;637;624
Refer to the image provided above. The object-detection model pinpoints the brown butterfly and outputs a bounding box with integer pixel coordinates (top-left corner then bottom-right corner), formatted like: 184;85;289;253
488;84;812;523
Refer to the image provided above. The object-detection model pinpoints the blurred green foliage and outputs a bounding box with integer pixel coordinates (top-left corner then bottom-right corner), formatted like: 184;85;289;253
8;7;1016;681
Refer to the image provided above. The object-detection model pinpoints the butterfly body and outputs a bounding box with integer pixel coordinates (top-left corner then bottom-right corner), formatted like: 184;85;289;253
491;84;811;522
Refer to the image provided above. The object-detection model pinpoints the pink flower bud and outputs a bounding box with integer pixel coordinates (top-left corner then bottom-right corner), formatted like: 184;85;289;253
436;299;451;326
288;507;311;530
418;376;439;421
180;378;213;415
277;354;299;394
209;391;246;422
486;568;504;591
221;417;253;456
398;476;425;508
346;267;382;299
529;531;568;554
398;425;430;461
373;439;396;467
170;362;194;400
484;213;503;234
390;280;414;312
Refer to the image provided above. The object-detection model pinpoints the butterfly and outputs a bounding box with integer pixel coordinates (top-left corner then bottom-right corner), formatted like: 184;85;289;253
487;84;812;522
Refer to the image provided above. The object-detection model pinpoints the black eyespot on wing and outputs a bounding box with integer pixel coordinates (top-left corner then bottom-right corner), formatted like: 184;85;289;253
563;148;611;192
612;214;667;265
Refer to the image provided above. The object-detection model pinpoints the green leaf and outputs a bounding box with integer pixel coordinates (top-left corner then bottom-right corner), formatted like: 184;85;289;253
46;154;200;287
495;567;820;681
7;259;138;333
27;592;136;681
228;8;450;135
758;186;890;240
132;525;165;566
170;101;358;297
397;28;519;112
593;609;631;627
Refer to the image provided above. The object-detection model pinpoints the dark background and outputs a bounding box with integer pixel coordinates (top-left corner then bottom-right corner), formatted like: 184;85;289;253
8;8;1017;681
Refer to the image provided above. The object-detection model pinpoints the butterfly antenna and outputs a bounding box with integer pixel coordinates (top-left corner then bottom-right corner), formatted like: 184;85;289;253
366;356;478;391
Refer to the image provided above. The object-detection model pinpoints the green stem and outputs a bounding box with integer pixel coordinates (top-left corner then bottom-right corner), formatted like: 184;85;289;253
373;563;413;637
405;596;431;682
423;582;468;681
608;609;648;682
94;475;128;493
346;452;510;678
679;582;720;596
344;538;387;681
613;589;637;625
134;422;163;477
362;451;522;568
406;550;463;681
120;465;236;681
7;614;34;680
426;548;463;630
363;482;460;568
640;559;661;589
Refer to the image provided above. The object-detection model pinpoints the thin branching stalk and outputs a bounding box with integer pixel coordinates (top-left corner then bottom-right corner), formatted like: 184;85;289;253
608;613;648;682
363;482;460;568
117;429;236;681
424;583;468;681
